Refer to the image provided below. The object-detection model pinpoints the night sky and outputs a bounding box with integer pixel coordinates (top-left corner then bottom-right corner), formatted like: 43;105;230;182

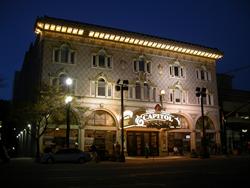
1;0;250;100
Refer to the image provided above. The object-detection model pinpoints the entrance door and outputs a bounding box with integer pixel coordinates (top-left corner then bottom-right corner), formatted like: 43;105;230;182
127;131;159;156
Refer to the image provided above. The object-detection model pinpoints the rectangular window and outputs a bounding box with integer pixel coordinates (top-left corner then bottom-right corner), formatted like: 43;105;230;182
107;57;112;68
99;55;105;67
196;70;199;79
98;81;106;96
70;52;75;64
144;84;149;100
170;93;173;102
61;49;69;63
147;62;151;73
54;49;60;62
180;68;183;77
174;66;179;77
201;70;205;80
139;60;145;72
175;90;181;103
92;55;97;67
134;61;138;72
135;83;141;99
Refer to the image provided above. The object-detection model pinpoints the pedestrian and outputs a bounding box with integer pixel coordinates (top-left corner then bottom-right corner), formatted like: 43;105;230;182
145;143;150;158
115;142;121;161
173;146;179;155
90;143;99;162
0;141;10;163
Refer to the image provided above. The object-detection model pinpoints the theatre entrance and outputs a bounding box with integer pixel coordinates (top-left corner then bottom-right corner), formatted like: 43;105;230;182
127;131;159;156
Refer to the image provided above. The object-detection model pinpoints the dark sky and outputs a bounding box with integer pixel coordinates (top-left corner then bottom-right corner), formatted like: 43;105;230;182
1;0;250;100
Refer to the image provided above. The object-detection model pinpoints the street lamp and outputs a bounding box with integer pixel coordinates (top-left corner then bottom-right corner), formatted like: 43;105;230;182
195;87;209;158
65;77;73;148
115;79;129;162
160;90;165;110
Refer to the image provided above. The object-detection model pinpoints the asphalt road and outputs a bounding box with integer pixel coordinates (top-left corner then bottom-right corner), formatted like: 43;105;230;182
1;156;249;188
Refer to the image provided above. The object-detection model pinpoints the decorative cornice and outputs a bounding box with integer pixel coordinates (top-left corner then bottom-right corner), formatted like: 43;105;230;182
35;16;223;60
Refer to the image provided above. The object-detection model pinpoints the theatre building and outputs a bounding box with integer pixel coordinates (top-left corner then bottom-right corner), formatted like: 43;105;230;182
14;16;223;157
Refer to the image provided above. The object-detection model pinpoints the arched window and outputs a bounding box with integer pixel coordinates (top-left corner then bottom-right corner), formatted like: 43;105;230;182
133;55;151;73
196;116;214;130
196;66;211;81
90;76;112;98
87;110;116;127
169;84;187;104
92;49;112;69
53;44;75;64
169;60;185;78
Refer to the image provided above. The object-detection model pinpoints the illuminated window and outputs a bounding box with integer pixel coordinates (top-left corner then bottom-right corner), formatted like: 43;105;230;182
133;55;151;73
196;66;211;81
92;49;112;69
53;44;75;64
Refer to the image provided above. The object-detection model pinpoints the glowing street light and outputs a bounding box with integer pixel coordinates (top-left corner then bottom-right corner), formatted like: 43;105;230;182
65;77;73;148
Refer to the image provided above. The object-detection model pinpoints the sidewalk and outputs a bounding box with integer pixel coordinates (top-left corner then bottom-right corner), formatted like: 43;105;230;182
125;154;250;161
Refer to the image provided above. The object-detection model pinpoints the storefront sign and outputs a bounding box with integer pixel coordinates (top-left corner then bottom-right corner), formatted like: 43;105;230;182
134;111;181;129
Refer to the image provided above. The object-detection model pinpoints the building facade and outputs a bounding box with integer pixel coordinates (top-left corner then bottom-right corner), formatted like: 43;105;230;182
217;74;250;154
14;16;223;157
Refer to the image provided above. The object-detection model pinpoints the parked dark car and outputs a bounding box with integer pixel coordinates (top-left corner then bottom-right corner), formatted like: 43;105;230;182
41;148;92;164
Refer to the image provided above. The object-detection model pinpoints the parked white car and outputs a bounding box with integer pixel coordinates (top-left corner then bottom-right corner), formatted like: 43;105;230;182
41;148;92;164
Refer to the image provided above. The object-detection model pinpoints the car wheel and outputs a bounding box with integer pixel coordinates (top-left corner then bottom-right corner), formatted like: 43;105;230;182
78;157;85;164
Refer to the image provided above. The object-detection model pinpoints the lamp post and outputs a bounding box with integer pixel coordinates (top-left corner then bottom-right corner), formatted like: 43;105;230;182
115;79;129;162
195;87;209;158
65;77;73;148
160;90;165;110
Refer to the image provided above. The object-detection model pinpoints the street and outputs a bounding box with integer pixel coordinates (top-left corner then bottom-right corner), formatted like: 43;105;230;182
1;156;250;188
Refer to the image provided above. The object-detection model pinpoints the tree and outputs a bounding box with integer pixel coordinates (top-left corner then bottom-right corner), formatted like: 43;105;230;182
13;83;65;161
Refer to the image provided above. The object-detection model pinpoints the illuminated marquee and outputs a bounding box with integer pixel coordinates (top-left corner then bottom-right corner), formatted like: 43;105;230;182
134;111;181;129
